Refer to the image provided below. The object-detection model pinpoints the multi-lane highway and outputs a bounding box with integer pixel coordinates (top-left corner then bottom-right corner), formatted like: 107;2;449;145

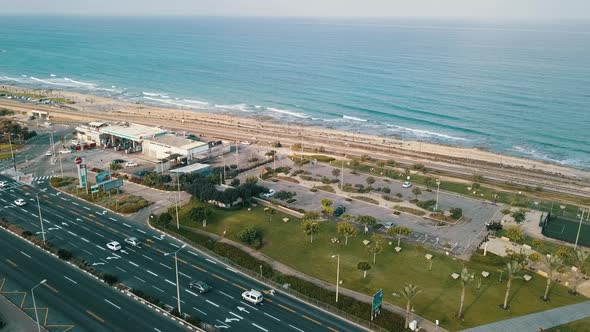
0;175;367;332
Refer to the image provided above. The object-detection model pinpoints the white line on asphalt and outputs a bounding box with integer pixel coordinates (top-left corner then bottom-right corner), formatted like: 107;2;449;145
178;271;191;279
55;235;65;240
82;249;94;256
188;251;199;257
94;232;105;238
20;251;31;259
64;276;77;284
136;229;146;234
219;291;234;299
67;231;77;237
239;301;258;311
30;213;37;218
80;237;90;243
60;197;68;201
226;267;237;273
216;320;229;328
154;328;162;332
169;242;179;248
115;266;127;273
152;235;161;241
99;258;109;264
72;202;79;206
252;323;268;332
147;270;158;277
126;247;136;253
289;324;305;332
205;259;217;264
159;263;172;270
185;289;199;297
129;261;139;267
0;198;6;203
165;279;176;286
104;299;121;310
142;254;153;261
264;312;280;322
20;208;27;213
229;312;243;320
83;206;91;211
193;307;207;315
69;242;79;248
152;286;165;293
109;217;117;222
134;276;146;283
122;223;132;228
80;225;91;231
206;300;219;308
172;296;185;304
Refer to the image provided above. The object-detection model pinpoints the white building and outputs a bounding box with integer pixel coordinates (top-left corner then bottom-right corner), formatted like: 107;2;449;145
143;134;209;162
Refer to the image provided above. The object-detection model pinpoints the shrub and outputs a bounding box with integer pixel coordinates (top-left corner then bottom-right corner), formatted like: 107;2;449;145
230;178;240;187
486;222;503;231
395;192;403;198
449;207;463;219
309;188;318;192
381;187;391;193
157;213;172;226
416;199;436;210
351;196;379;205
212;242;274;278
382;195;402;203
332;169;341;177
102;273;118;285
237;226;259;245
130;288;160;305
22;230;33;237
57;249;73;261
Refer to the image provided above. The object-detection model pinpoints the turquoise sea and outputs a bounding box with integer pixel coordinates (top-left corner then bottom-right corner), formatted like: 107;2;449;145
1;17;589;169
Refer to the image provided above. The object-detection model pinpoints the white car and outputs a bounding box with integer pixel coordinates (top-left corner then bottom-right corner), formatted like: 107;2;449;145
45;151;53;156
402;181;413;188
242;289;264;305
14;198;26;206
106;241;121;251
124;237;140;247
262;189;276;198
59;149;72;154
125;162;138;167
384;221;396;229
0;181;7;188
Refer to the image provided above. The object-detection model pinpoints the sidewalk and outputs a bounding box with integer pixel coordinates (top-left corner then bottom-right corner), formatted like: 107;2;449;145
179;225;446;332
0;293;48;332
459;301;590;332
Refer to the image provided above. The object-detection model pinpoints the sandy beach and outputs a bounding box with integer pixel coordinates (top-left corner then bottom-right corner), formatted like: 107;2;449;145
1;85;589;197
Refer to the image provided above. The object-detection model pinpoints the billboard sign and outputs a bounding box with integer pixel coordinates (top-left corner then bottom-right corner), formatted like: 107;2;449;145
77;163;87;189
371;288;383;320
96;171;112;184
101;178;123;191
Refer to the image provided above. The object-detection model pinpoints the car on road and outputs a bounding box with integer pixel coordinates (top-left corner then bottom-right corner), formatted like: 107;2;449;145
45;150;53;156
106;241;122;251
262;189;276;198
124;237;141;247
189;281;212;294
384;221;396;229
333;205;346;217
125;162;138;167
0;181;7;188
14;198;26;206
112;159;125;164
402;181;413;188
242;289;264;305
135;170;153;177
59;149;72;154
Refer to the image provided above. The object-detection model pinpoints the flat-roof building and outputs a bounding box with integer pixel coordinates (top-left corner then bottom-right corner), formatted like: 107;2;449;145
143;134;209;161
168;163;211;175
100;123;167;153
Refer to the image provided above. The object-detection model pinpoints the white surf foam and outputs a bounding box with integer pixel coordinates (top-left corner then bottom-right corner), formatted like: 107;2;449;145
214;104;250;112
183;99;208;106
343;115;368;122
143;96;208;109
387;125;467;141
64;77;96;87
266;107;310;119
142;92;162;97
50;74;56;77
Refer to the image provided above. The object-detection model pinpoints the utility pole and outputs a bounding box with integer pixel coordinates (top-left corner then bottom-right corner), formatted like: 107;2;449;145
175;175;180;230
7;134;16;172
36;194;45;244
574;208;587;250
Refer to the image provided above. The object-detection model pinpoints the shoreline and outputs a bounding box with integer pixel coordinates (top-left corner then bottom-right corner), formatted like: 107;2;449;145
1;85;589;187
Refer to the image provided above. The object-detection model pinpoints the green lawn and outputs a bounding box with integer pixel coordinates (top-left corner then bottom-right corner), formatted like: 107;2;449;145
547;317;590;332
177;201;585;331
0;152;12;160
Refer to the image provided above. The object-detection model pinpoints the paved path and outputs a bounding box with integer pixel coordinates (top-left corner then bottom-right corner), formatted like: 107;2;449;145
0;293;48;332
459;301;590;332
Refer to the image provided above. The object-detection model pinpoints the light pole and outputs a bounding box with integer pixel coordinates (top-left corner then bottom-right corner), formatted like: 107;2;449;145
434;179;441;211
164;244;186;314
7;133;16;172
574;208;587;250
176;174;181;230
331;254;340;303
31;279;47;332
36;194;45;244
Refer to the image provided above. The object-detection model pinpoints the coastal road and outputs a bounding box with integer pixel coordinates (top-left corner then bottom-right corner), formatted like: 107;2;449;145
0;175;368;332
0;221;188;332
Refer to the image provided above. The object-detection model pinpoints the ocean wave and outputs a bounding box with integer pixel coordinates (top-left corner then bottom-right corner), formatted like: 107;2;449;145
387;125;468;141
343;115;368;122
143;96;208;109
30;76;73;87
50;74;56;77
510;145;587;167
266;107;310;119
183;99;208;105
214;104;251;112
142;92;162;97
64;77;96;87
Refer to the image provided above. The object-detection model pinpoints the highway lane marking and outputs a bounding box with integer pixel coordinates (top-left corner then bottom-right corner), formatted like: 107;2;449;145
72;202;79;206
154;328;162;332
64;276;77;284
212;274;227;282
82;249;94;256
252;323;269;332
80;237;90;243
67;231;78;237
43;283;59;293
68;242;80;248
20;208;27;213
232;283;247;291
122;223;132;228
165;279;176;286
169;242;179;248
54;235;65;241
142;254;154;261
239;301;259;311
229;312;243;320
108;227;119;234
152;235;162;241
159;263;172;270
205;258;217;264
80;225;91;231
146;270;158;277
226;267;238;273
152;286;165;293
276;303;296;313
289;324;305;332
82;216;93;222
94;232;105;238
129;261;139;267
326;327;339;332
216;320;230;328
96;245;106;251
206;300;220;308
0;198;6;203
172;296;185;304
104;299;121;310
20;251;31;259
30;213;37;217
191;264;207;273
185;289;199;297
178;271;191;279
5;259;17;267
86;310;105;323
302;315;322;326
115;266;127;273
83;206;91;211
177;258;188;264
94;221;105;227
109;217;118;222
60;197;68;201
136;229;146;234
188;251;199;257
193;307;207;315
264;312;280;322
134;276;146;283
219;291;234;299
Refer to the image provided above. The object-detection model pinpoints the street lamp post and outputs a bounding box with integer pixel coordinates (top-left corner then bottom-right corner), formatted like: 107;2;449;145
164;244;186;314
7;133;16;172
36;194;45;244
331;254;340;303
31;279;47;332
435;179;441;211
574;208;587;250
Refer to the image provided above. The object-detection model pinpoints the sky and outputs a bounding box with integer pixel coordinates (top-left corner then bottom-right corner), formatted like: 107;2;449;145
1;0;589;19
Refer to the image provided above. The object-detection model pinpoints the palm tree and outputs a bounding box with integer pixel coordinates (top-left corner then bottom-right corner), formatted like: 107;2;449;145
302;220;320;243
541;254;563;301
502;261;523;309
400;284;422;329
572;250;589;294
457;267;473;319
367;235;384;264
357;261;371;278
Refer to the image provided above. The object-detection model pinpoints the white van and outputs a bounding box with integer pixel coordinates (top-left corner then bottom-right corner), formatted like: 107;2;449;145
242;289;264;305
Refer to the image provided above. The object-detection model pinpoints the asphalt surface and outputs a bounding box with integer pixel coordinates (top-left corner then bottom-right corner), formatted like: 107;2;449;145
0;175;367;332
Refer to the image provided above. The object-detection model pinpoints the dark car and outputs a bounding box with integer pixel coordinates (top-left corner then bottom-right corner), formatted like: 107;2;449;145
112;159;125;164
135;170;153;177
333;205;346;217
189;281;212;293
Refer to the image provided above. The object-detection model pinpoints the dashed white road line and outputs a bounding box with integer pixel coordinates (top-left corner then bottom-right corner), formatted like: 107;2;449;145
239;301;258;311
219;291;234;299
122;223;132;228
129;261;139;267
178;271;191;279
264;312;280;321
115;266;127;273
159;263;172;270
142;254;153;261
20;251;31;258
67;231;77;237
94;232;105;238
154;328;162;332
82;249;94;256
136;229;146;234
80;237;90;243
64;276;77;284
206;300;219;308
229;312;243;320
109;217;117;222
152;285;165;293
20;208;27;213
252;323;268;332
205;259;217;264
289;324;305;332
188;251;199;257
134;276;146;283
83;206;91;211
169;242;179;248
146;270;158;277
72;202;79;206
80;225;91;231
104;299;121;310
96;245;106;251
164;279;176;286
192;307;207;316
185;289;199;297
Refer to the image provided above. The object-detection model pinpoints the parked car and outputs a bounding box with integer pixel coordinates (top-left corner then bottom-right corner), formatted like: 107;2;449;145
241;289;264;305
135;170;153;177
106;241;121;251
333;205;346;217
45;151;53;156
189;281;212;294
14;198;26;206
125;162;138;167
384;221;396;229
124;237;141;247
59;149;72;154
262;189;276;198
112;159;125;164
0;181;7;188
402;181;413;188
